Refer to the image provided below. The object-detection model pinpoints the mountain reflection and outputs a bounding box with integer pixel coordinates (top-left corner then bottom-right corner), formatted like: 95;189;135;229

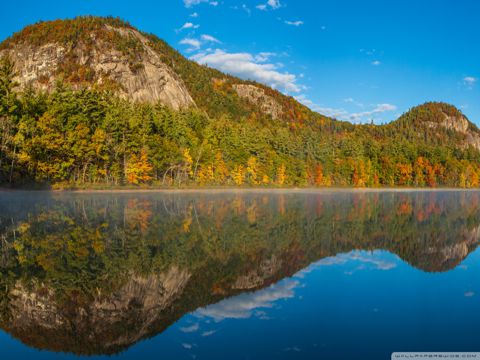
0;190;479;355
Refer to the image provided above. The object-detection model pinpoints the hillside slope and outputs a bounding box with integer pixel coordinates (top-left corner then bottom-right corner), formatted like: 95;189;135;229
0;17;324;124
1;16;480;188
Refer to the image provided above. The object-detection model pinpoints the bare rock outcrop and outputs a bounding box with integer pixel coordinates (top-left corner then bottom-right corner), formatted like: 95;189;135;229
426;113;480;150
233;84;283;120
0;26;195;109
6;266;191;354
233;255;282;290
423;225;480;271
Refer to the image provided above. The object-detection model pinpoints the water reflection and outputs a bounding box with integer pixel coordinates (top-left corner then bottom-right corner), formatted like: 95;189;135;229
0;190;479;356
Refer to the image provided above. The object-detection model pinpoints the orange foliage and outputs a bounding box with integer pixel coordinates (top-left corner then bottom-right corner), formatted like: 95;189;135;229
315;164;324;186
126;149;153;184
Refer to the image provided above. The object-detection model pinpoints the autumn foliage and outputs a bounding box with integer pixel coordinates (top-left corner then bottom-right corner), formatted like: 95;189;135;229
1;18;480;188
126;149;153;185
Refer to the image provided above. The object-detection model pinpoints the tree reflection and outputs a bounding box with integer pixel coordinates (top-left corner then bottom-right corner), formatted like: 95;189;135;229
0;190;479;354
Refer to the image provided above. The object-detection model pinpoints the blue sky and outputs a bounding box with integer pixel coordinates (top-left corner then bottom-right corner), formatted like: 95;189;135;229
1;0;479;124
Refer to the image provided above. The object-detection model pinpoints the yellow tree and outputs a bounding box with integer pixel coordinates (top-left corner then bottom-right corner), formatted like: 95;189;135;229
183;148;194;178
197;164;214;185
459;172;467;188
262;174;270;185
126;149;153;184
246;156;259;185
231;165;245;185
214;152;229;184
414;157;427;186
352;159;367;187
315;164;324;186
466;164;479;188
396;163;413;185
277;164;286;185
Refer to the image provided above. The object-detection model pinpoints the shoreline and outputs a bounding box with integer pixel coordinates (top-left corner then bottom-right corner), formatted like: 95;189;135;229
1;186;479;194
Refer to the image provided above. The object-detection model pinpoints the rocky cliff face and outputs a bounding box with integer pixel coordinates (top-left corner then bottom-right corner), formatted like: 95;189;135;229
233;84;283;120
0;26;195;109
418;225;480;272
6;266;191;354
233;255;282;290
426;112;480;150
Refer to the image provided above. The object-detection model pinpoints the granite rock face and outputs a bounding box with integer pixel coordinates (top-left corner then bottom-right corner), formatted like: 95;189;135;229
233;84;283;120
233;255;282;290
0;26;195;109
426;112;480;150
7;266;191;354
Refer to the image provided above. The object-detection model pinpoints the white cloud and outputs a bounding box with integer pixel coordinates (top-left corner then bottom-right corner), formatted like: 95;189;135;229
296;250;397;279
344;97;364;107
464;76;477;88
376;103;396;111
285;20;304;26
315;106;349;119
268;0;281;8
348;103;396;123
201;330;217;337
184;0;205;7
191;49;301;93
256;0;281;10
233;3;252;15
371;60;381;66
179;323;200;333
295;95;348;118
195;279;298;321
295;95;396;123
201;34;221;43
242;4;251;15
180;38;201;51
345;251;397;270
178;22;200;31
255;52;276;62
179;35;221;52
190;12;199;17
361;48;376;56
464;76;476;84
184;0;218;7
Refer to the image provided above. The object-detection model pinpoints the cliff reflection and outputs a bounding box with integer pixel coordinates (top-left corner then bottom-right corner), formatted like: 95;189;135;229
0;190;479;355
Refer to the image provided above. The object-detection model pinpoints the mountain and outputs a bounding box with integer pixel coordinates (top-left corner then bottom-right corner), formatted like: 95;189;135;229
0;16;318;121
390;102;480;150
1;16;480;188
0;18;194;109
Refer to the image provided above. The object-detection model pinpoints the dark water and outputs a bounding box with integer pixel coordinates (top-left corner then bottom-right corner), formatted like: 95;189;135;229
0;190;479;359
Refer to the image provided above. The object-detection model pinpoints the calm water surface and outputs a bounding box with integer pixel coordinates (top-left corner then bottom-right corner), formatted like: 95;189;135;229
0;190;479;359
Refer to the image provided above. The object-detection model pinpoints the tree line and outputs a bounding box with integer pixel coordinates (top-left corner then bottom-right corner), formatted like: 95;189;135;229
1;54;480;188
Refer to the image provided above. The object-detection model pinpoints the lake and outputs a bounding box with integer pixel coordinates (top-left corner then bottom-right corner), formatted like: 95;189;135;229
0;189;479;359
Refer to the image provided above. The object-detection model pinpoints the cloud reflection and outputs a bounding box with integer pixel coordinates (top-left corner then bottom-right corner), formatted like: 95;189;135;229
180;323;200;333
296;250;397;278
195;279;299;322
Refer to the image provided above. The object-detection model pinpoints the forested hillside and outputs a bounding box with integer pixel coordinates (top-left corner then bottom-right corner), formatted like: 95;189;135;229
1;17;480;188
